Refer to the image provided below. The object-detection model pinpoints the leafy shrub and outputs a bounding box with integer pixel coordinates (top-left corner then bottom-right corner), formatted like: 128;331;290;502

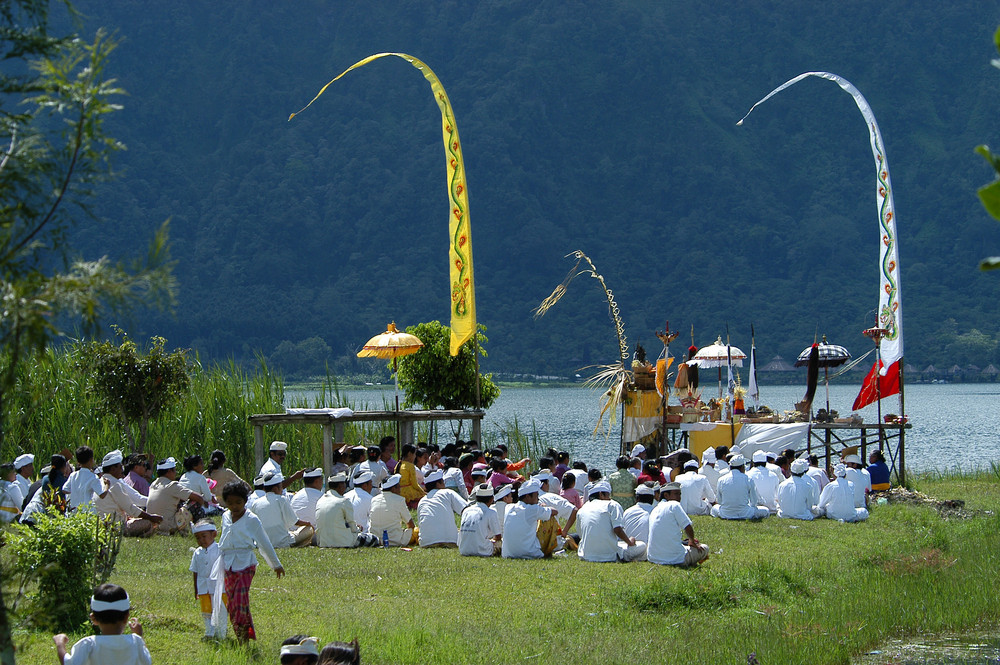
7;509;123;633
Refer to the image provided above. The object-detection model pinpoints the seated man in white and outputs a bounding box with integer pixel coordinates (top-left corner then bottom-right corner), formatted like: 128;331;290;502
576;481;646;563
536;472;578;545
249;472;313;548
699;448;722;493
746;451;779;514
289;468;325;526
345;470;376;533
806;455;830;491
93;450;162;537
817;463;869;522
776;458;820;520
501;479;557;559
458;483;502;556
648;481;709;567
843;454;872;509
493;484;514;534
622;482;658;544
369;474;417;547
416;470;467;548
711;455;770;520
676;459;716;516
315;472;379;547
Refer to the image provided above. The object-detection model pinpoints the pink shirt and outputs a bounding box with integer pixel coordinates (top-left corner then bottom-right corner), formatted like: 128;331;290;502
489;472;513;489
560;488;583;509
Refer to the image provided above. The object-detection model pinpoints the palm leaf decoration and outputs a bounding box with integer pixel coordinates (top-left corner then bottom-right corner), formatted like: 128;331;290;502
534;250;630;435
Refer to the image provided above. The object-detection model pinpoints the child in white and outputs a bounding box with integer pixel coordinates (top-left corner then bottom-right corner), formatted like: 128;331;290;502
189;520;225;638
54;583;151;665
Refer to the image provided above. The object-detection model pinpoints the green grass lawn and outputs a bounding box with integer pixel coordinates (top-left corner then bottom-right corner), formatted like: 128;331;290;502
12;474;1000;665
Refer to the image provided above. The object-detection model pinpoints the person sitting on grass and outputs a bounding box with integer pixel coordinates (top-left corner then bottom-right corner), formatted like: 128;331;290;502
699;448;722;492
568;462;589;496
488;457;513;489
806;454;830;491
843;454;872;509
206;449;247;503
817;464;869;522
493;484;514;534
536;472;578;547
317;639;361;665
148;457;207;534
93;450;162;537
0;463;23;524
647;482;709;567
290;468;325;526
251;472;313;548
122;454;152;497
501;478;558;559
576;481;646;563
554;450;570;480
776;459;820;520
260;441;306;492
64;445;108;513
493;443;530;476
676;458;716;516
458;483;502;557
218;480;284;642
315;472;377;548
54;583;150;665
345;471;376;533
368;474;416;547
583;468;603;501
281;635;320;665
13;453;34;500
746;451;779;514
637;459;666;487
622;482;658;544
711;455;770;521
396;444;426;508
190;521;225;640
358;446;389;494
867;449;891;491
559;471;583;509
417;470;466;548
441;456;469;500
608;455;637;509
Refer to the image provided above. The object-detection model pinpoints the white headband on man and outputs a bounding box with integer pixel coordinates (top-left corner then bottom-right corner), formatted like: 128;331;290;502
280;637;320;657
102;450;124;467
269;441;288;452
91;594;130;612
14;453;34;470
156;457;176;471
302;468;323;479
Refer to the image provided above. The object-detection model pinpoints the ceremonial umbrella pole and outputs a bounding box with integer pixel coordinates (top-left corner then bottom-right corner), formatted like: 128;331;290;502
862;327;890;447
357;322;424;446
794;335;851;415
655;322;679;450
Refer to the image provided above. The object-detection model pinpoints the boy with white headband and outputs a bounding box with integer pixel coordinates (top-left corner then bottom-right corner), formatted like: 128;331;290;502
190;520;225;639
53;583;150;664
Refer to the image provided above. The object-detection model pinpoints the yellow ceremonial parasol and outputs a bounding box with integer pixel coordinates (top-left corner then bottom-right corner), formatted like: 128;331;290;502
357;323;424;442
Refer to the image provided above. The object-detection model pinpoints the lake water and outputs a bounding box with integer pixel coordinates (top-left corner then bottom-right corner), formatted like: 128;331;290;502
289;382;1000;474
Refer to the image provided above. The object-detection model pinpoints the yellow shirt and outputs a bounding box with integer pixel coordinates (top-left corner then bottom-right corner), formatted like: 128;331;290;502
398;461;426;503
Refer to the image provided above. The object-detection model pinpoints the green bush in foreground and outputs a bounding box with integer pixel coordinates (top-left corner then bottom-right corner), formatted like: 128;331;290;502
7;510;122;633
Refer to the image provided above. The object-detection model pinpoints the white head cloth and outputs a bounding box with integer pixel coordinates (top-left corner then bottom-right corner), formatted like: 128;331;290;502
101;450;124;467
424;469;445;484
156;457;176;471
269;441;288;452
381;474;401;490
589;480;612;497
192;521;217;534
280;637;320;657
91;594;130;612
834;463;848;477
14;453;34;470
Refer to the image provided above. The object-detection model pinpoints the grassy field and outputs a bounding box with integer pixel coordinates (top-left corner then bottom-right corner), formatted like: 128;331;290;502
11;472;1000;665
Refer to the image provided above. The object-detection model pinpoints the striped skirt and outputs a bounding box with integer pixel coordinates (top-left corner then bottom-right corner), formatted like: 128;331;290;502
224;565;257;641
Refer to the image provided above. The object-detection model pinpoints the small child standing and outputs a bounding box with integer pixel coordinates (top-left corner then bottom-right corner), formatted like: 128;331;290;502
189;520;226;639
53;583;151;664
217;480;284;642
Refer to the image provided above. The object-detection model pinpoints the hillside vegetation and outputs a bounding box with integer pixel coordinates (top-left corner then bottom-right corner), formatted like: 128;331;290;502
69;1;1000;376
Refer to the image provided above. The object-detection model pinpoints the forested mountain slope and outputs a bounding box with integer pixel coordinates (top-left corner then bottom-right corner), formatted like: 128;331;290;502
69;1;1000;376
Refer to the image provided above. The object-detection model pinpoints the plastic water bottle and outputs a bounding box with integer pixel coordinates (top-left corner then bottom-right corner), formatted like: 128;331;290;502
382;529;389;549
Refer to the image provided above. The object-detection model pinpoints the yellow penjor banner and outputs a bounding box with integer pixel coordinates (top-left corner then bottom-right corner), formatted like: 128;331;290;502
290;53;476;356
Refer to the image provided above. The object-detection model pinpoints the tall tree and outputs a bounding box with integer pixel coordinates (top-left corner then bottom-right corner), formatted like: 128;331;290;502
0;2;175;444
